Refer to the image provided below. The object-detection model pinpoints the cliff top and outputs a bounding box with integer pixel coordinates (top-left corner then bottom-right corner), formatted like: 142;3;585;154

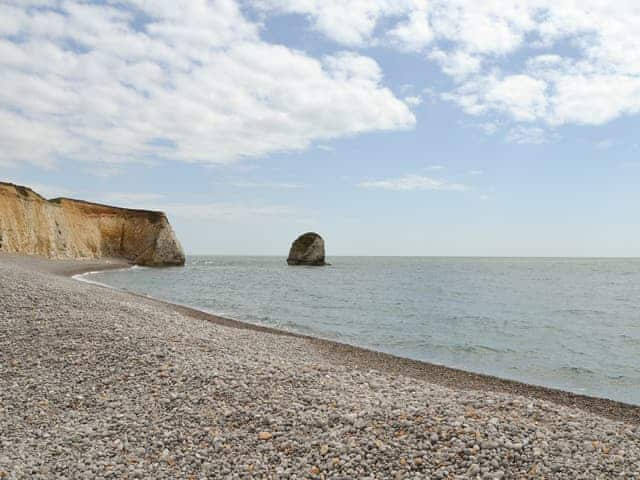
0;181;46;201
0;181;166;220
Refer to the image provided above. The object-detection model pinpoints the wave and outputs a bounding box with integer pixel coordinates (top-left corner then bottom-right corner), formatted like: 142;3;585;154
620;334;640;346
69;256;640;405
452;344;517;354
72;265;138;288
556;366;597;377
552;308;608;316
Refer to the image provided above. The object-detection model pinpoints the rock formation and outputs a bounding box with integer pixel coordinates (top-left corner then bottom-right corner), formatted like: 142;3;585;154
287;232;326;266
0;182;185;266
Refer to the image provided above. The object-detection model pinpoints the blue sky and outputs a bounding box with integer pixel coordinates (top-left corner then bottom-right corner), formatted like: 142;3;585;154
2;1;640;256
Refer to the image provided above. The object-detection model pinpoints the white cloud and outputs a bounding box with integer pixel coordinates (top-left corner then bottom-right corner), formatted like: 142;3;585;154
255;0;416;47
404;95;423;107
227;180;305;189
86;166;123;178
358;174;467;191
428;49;481;80
549;74;640;126
468;170;483;175
444;74;549;122
387;9;434;52
99;192;166;207
0;1;414;169
164;203;297;222
4;0;640;171
475;122;499;135
316;144;334;151
506;126;557;145
258;1;640;128
596;139;617;150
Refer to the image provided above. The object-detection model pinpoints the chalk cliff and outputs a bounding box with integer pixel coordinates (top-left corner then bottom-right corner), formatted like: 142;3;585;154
0;182;185;266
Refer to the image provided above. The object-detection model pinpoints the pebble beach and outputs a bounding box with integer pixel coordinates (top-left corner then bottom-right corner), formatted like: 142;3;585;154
1;254;639;479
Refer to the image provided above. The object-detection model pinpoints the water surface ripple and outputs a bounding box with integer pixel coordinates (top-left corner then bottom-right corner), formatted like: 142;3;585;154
89;256;640;405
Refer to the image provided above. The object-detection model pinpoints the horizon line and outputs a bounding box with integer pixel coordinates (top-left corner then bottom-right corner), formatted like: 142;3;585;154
185;254;640;259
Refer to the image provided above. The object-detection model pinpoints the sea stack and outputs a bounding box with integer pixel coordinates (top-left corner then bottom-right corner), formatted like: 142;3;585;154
287;232;326;266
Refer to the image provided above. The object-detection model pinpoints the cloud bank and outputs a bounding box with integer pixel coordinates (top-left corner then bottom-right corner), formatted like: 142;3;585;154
260;0;640;128
0;0;414;168
4;0;640;171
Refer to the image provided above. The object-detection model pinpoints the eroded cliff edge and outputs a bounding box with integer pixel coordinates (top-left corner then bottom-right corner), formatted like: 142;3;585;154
0;182;185;266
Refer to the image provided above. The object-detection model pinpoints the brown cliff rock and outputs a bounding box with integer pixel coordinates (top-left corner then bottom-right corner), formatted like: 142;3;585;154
287;232;326;266
0;182;185;266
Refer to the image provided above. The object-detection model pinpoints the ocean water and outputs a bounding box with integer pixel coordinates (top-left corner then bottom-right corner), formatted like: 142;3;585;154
85;256;640;405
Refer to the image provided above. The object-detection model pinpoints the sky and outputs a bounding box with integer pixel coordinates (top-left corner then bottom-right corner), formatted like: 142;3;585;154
2;0;640;256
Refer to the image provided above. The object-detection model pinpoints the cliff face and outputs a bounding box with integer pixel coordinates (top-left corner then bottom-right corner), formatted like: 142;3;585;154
0;182;185;266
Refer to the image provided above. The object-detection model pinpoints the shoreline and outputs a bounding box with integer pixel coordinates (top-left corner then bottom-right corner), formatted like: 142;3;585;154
0;252;132;277
3;252;640;478
58;254;640;425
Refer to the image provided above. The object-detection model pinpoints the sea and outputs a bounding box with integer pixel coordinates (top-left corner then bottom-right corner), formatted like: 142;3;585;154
82;256;640;405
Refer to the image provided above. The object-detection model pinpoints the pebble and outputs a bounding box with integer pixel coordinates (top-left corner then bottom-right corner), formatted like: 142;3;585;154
0;259;639;479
